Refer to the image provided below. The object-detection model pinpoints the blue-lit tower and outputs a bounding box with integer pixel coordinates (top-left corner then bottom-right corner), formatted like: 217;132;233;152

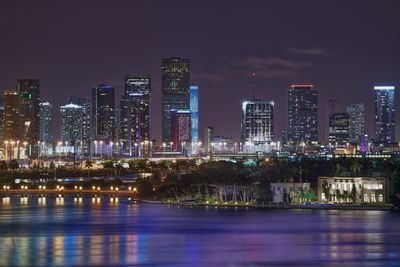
190;85;199;143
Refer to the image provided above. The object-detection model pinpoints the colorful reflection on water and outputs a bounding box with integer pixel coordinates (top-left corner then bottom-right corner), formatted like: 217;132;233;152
0;197;399;266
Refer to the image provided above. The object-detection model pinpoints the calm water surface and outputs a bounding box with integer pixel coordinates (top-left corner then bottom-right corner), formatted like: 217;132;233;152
0;197;399;266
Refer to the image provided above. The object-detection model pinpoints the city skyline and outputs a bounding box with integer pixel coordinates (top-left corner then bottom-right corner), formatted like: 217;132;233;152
1;1;399;141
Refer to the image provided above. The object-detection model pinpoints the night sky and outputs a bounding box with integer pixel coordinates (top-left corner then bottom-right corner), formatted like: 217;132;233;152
1;1;399;143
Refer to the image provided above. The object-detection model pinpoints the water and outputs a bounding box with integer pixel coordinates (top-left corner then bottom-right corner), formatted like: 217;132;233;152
0;197;399;266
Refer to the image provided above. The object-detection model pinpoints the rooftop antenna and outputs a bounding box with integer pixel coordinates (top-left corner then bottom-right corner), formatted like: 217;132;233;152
251;72;256;100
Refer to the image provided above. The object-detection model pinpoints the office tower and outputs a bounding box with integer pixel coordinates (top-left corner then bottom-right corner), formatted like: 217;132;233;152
3;90;20;141
204;126;214;153
374;86;395;144
114;106;121;145
287;84;318;144
241;99;274;153
91;84;115;142
60;103;83;144
170;110;191;152
120;75;151;156
346;103;365;144
328;113;350;147
66;97;91;155
39;102;52;143
325;99;337;144
0;99;4;143
18;79;40;158
161;57;190;142
190;85;199;143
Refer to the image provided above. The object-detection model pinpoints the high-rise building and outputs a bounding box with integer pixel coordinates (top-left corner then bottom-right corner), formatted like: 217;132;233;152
39;102;52;144
60;103;83;144
374;86;395;144
161;57;190;142
325;99;337;144
346;103;365;144
190;85;199;143
67;97;91;155
0;99;4;143
204;126;214;154
328;112;349;147
241;99;274;153
18;79;40;158
3;90;19;141
170;110;191;152
287;84;318;144
91;84;115;142
120;75;151;156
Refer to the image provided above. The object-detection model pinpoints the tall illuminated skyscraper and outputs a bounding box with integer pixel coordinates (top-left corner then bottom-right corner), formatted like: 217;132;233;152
67;97;91;155
328;112;349;147
170;109;191;152
120;75;151;156
17;79;40;158
241;99;274;153
91;84;115;142
346;103;365;144
287;84;318;144
190;85;199;143
3;90;19;142
161;57;190;142
39;102;52;144
60;103;83;144
374;86;395;144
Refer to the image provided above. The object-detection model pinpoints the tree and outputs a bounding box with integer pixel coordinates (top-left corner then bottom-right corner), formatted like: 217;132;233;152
85;160;93;178
350;183;357;203
322;180;331;202
0;161;8;172
8;159;19;171
255;177;273;203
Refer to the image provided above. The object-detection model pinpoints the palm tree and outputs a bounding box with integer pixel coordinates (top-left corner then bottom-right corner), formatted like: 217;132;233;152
350;159;362;177
85;160;93;178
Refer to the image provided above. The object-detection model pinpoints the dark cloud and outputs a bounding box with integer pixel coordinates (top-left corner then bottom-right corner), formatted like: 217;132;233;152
232;56;313;78
287;47;326;56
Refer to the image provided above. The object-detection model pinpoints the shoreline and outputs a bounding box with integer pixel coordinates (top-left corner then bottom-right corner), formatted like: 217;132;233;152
141;200;395;211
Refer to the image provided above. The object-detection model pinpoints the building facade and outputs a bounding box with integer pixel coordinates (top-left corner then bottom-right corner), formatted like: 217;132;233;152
91;84;115;143
346;103;365;144
271;183;311;203
170;110;191;152
287;84;318;144
328;112;349;147
18;79;40;158
120;75;151;157
161;57;190;142
318;176;389;203
60;103;83;144
3;90;19;142
374;86;395;144
67;97;91;155
241;99;274;153
39;102;53;144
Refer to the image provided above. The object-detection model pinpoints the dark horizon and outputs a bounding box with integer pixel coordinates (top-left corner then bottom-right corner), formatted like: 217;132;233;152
1;0;399;143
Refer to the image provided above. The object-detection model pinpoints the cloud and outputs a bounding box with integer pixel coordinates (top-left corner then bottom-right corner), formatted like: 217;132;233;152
287;47;326;56
232;56;313;78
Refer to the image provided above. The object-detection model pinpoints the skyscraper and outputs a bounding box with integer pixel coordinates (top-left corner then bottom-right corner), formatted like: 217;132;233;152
92;84;115;142
204;126;214;154
0;99;4;143
287;84;318;144
190;85;199;143
170;110;191;152
60;103;83;144
328;112;349;147
67;97;91;155
120;75;151;156
325;99;337;144
161;57;190;142
3;90;19;142
346;103;365;144
39;102;52;144
241;99;274;153
17;79;40;158
374;86;395;144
